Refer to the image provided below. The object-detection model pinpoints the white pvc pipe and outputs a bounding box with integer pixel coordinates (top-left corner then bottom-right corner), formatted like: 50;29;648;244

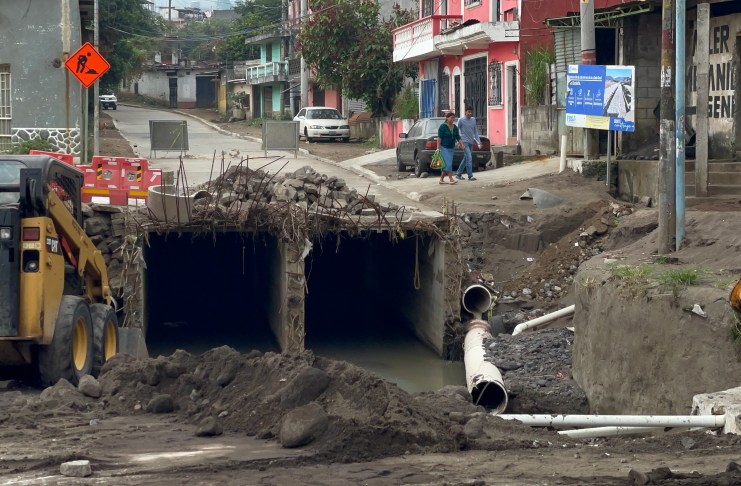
558;426;696;439
498;414;725;428
511;305;575;336
464;320;508;414
462;285;492;315
559;134;568;172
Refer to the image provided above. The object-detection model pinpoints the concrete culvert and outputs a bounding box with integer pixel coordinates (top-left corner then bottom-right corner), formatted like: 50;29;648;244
143;231;281;355
305;232;445;354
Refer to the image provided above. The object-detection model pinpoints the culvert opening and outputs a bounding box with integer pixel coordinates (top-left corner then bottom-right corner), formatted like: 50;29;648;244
305;232;444;356
144;231;280;355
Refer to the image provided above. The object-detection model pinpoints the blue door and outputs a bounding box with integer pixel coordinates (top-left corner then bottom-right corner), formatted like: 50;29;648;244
420;79;436;118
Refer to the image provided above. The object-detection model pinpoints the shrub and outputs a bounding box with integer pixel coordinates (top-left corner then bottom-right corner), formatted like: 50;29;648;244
393;84;419;120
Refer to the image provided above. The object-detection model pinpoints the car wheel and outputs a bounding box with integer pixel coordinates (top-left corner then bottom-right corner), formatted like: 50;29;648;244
414;154;427;178
112;105;117;110
396;150;405;172
342;137;349;143
304;128;313;143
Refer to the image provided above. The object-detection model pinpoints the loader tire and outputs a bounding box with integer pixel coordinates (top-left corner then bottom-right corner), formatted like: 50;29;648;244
38;296;94;387
91;303;119;377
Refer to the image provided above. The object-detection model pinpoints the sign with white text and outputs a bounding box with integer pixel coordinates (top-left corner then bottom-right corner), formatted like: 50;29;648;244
565;64;635;132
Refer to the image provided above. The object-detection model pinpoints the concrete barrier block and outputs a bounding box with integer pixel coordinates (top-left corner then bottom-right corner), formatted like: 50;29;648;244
692;386;741;435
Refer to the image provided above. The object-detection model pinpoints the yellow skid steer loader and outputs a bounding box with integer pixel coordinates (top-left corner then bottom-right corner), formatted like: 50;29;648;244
0;155;120;386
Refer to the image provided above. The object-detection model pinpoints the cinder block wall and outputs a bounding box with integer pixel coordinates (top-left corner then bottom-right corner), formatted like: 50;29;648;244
520;106;559;156
622;13;662;152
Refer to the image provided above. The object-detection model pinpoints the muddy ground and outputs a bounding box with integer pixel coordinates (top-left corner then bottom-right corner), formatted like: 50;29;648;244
4;110;740;485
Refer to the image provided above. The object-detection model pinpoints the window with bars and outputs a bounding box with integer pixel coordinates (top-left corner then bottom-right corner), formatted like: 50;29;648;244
439;74;450;110
0;65;10;151
488;61;502;106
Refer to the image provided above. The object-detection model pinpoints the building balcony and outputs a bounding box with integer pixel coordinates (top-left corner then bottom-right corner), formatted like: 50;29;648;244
246;61;288;84
434;20;519;54
392;15;463;62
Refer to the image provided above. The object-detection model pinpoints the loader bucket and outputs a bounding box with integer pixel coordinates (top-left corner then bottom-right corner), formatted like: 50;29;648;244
117;327;149;359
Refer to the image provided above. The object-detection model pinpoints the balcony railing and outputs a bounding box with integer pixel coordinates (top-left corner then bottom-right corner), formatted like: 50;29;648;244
246;61;288;82
392;15;462;62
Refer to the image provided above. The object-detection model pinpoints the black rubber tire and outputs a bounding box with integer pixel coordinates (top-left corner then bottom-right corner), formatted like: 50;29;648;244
342;137;349;143
396;150;406;172
304;128;313;143
414;154;427;178
91;303;119;377
38;296;94;387
112;105;117;110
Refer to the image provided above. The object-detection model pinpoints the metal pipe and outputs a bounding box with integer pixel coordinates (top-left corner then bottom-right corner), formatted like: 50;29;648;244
511;305;575;336
464;320;508;414
558;426;695;439
675;0;686;250
462;285;492;315
498;414;725;428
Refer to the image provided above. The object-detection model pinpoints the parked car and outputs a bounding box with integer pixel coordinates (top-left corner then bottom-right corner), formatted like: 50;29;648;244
294;107;350;143
396;117;491;177
100;93;117;110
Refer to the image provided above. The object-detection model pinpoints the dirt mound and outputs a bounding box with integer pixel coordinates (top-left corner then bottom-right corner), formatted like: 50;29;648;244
503;200;636;301
57;347;552;463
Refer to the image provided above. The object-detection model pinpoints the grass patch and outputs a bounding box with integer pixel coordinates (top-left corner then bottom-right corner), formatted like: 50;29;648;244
732;313;741;350
656;267;704;297
607;263;655;296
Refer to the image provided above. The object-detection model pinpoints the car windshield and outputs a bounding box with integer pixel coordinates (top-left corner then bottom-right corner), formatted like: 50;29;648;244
425;119;445;135
307;109;341;120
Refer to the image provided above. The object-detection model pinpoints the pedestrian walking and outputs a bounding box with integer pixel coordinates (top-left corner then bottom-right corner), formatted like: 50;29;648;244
437;112;463;185
456;106;481;181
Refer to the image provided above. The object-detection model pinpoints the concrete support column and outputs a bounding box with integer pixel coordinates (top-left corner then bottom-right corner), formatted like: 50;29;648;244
695;3;710;197
271;241;305;353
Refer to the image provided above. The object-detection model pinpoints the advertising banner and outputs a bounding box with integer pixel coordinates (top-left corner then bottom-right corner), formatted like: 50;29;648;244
565;64;635;132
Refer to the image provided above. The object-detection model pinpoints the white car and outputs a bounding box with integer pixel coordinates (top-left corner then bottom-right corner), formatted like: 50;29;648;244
294;107;350;142
100;94;117;110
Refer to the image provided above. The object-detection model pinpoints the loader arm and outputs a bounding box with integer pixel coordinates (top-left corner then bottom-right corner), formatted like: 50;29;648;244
47;189;111;305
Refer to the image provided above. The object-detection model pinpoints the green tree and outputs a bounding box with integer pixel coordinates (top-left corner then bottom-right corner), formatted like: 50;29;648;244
97;0;166;91
215;0;284;61
297;0;417;116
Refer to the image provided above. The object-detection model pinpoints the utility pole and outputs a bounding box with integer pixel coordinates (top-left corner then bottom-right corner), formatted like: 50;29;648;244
658;0;676;254
675;0;686;250
93;0;99;155
579;0;597;159
300;0;308;108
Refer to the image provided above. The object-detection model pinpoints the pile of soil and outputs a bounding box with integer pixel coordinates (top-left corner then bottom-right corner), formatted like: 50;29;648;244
13;348;559;465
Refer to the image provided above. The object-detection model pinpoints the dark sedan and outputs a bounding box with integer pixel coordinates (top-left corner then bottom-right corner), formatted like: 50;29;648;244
396;117;492;177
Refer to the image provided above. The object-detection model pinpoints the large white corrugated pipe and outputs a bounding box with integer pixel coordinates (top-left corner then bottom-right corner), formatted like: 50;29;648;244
511;305;575;336
464;320;508;414
462;285;492;315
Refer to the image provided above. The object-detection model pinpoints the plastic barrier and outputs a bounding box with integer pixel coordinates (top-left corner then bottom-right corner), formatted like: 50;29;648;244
78;156;162;206
29;150;74;166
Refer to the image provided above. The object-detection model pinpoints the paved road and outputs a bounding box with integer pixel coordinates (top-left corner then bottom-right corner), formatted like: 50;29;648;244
112;105;561;209
110;105;438;213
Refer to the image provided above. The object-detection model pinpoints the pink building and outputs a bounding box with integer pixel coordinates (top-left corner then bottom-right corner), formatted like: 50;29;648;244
392;0;624;146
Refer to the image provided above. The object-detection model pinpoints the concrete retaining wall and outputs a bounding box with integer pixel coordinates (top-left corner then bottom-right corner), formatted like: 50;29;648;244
616;160;658;203
572;260;741;414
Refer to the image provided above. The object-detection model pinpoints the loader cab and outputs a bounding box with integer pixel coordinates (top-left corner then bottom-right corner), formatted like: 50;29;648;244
0;155;84;225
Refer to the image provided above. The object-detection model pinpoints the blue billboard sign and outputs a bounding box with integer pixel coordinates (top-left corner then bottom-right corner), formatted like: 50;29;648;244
565;64;635;133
